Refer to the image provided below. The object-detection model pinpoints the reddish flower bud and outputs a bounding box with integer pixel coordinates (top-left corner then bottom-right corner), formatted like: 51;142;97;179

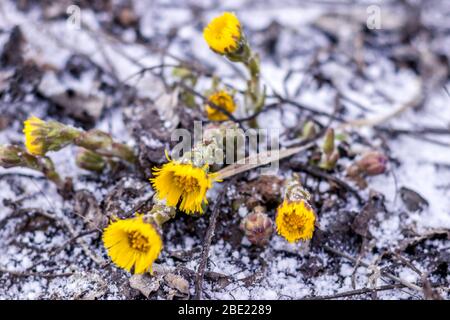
240;207;274;246
357;151;388;176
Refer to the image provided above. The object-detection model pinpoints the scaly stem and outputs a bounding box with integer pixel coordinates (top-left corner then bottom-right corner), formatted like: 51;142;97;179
243;48;265;128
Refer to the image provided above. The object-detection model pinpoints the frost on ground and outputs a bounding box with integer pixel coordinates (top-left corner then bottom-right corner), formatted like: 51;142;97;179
0;0;449;300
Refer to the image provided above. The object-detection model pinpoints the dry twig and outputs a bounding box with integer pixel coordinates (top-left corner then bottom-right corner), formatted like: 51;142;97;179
195;179;233;300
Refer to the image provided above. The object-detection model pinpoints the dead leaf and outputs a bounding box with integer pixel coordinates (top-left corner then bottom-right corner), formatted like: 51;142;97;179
74;189;107;230
129;274;162;298
400;187;429;212
164;273;190;295
352;190;385;237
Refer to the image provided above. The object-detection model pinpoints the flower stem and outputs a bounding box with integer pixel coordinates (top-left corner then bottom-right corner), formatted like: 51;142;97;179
74;129;137;164
242;46;265;128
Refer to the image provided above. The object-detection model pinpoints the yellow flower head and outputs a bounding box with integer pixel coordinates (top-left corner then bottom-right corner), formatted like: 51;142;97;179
23;116;47;156
276;200;315;243
23;116;79;156
151;159;217;214
205;90;236;121
103;215;163;274
203;12;242;54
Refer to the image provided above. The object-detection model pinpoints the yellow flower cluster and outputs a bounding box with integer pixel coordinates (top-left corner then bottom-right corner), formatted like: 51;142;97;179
103;215;163;274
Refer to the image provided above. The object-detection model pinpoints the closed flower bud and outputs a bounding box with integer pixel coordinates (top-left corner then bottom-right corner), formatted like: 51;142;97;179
322;128;335;156
0;144;64;190
76;149;106;172
357;151;388;176
285;176;311;202
302;121;317;140
319;150;340;170
240;207;274;246
76;129;113;151
0;145;23;168
76;129;136;164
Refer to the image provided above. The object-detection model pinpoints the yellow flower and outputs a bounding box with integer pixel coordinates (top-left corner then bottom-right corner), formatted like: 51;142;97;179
205;91;236;121
23;116;47;156
103;215;163;274
203;12;242;54
151;160;217;214
23;116;80;156
276;200;315;243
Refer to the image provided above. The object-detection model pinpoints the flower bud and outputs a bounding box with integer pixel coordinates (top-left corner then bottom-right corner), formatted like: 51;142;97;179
302;121;317;140
76;149;106;172
23;116;80;156
0;144;64;189
75;129;136;164
0;145;23;168
240;207;274;246
76;129;113;151
285;176;311;202
322;128;335;156
356;151;388;176
319;150;340;170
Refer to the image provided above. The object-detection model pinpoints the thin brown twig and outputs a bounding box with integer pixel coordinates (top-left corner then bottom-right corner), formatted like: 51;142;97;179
376;126;450;136
275;95;347;122
0;173;47;180
195;179;233;300
231;103;280;123
305;284;405;300
217;142;314;180
120;63;181;84
0;267;73;279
